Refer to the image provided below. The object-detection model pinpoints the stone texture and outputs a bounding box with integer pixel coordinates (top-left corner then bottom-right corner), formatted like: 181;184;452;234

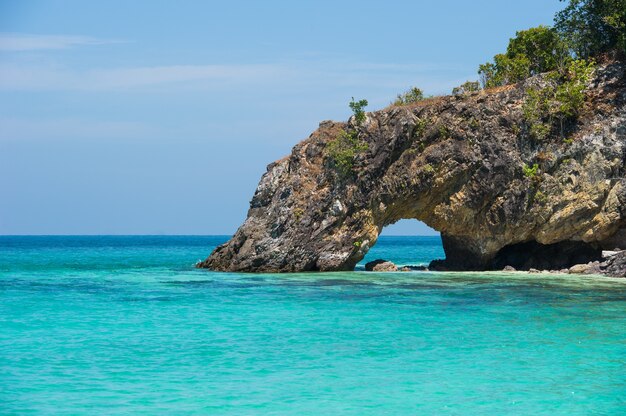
600;251;626;277
199;61;626;273
569;264;591;274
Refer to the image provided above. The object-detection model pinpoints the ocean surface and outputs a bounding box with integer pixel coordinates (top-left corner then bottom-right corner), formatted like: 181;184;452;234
1;235;625;415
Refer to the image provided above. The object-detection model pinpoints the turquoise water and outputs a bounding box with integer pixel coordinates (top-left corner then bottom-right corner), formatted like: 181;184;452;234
1;236;625;415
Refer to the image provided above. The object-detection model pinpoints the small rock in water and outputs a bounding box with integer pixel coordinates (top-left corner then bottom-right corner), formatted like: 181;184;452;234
528;268;540;273
503;265;516;272
365;259;398;272
373;262;398;272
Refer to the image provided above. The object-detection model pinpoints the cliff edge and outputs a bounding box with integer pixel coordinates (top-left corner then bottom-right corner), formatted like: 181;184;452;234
199;61;626;273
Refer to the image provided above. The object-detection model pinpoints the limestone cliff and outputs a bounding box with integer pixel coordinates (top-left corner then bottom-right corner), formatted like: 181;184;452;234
199;60;626;273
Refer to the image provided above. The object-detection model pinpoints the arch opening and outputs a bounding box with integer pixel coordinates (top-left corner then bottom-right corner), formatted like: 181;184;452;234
358;219;443;270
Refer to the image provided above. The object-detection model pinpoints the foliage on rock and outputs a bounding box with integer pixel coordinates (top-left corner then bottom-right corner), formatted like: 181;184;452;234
327;98;369;177
480;1;624;89
452;81;480;96
522;59;596;139
479;26;569;88
393;87;425;105
555;0;626;58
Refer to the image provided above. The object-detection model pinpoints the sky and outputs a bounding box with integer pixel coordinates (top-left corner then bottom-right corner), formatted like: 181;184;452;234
0;0;565;235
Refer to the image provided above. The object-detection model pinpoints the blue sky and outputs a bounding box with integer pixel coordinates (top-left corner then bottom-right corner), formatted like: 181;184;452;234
0;0;564;235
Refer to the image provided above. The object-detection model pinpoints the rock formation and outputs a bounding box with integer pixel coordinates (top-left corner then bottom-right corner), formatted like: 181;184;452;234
199;60;626;273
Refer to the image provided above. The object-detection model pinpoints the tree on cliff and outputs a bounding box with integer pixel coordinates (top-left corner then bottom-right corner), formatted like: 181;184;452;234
479;0;625;88
479;26;568;88
554;0;626;58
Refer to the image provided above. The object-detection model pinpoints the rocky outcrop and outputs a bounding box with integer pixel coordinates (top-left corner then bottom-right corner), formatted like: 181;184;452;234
199;60;626;273
601;251;626;277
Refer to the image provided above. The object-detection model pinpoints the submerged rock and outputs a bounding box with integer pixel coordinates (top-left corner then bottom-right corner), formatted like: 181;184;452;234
400;265;428;272
199;60;626;273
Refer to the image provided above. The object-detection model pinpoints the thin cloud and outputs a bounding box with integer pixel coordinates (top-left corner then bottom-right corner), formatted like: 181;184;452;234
88;64;286;89
0;33;121;51
0;60;470;93
0;117;158;141
0;63;292;91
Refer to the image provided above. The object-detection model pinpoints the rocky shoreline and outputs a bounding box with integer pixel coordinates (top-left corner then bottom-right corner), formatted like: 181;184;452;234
364;249;626;277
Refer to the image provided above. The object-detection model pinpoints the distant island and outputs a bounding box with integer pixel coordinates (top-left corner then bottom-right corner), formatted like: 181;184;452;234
200;0;626;275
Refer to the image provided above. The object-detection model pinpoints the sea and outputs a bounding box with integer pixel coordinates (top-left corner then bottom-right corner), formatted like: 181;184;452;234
1;235;625;415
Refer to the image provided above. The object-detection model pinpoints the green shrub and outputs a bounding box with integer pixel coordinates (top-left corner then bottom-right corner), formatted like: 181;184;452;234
555;0;626;58
522;59;595;139
393;87;424;105
479;26;569;88
349;97;368;125
478;1;624;89
523;163;539;178
327;130;368;176
452;81;481;95
522;87;554;140
413;118;428;138
554;58;596;117
534;190;548;204
327;98;369;177
438;125;450;138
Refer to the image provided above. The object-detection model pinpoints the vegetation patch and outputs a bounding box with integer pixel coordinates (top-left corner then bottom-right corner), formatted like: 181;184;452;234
327;98;369;177
413;118;428;138
523;163;539;178
393;87;424;106
522;59;595;140
423;164;435;174
452;81;480;96
293;207;304;221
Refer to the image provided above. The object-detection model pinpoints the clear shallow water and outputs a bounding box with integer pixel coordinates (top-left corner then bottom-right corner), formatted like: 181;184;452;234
1;236;625;415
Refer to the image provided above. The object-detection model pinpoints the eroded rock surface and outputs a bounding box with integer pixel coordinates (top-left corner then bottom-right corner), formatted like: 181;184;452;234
600;251;626;277
199;61;626;273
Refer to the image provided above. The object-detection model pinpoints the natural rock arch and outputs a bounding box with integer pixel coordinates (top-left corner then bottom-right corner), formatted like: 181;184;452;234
199;61;626;272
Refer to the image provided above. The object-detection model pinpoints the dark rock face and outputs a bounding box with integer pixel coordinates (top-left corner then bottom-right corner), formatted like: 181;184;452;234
490;240;602;271
601;251;626;277
199;61;626;273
